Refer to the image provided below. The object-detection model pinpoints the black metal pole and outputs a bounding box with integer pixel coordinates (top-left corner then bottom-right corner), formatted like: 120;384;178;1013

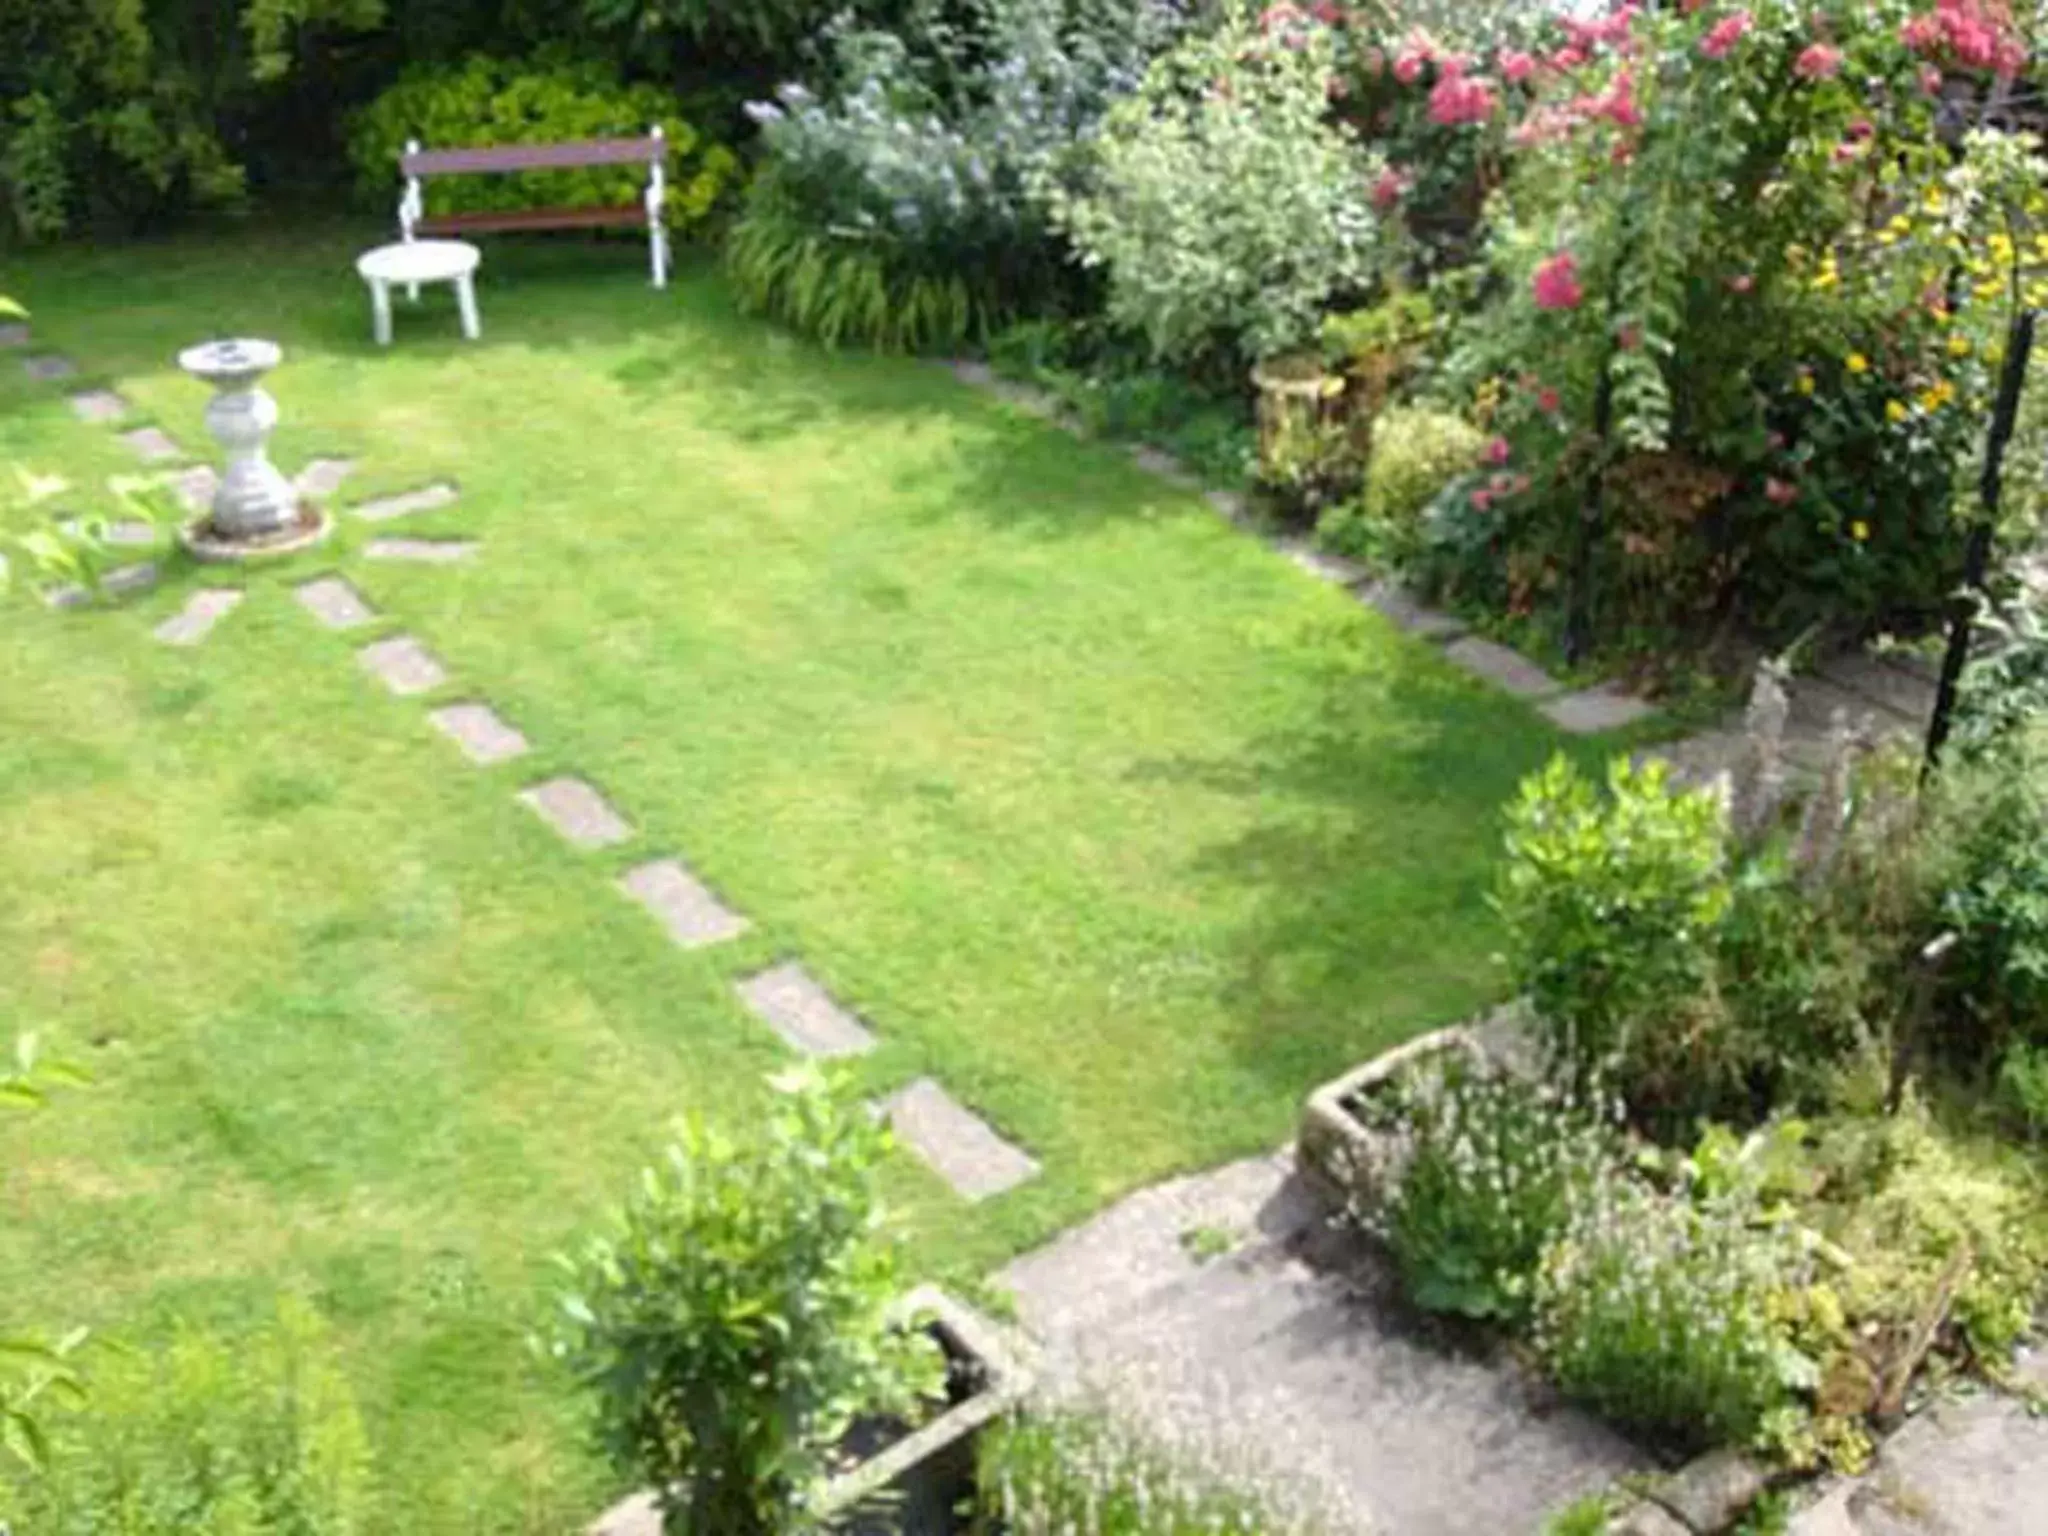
1924;306;2036;775
1566;363;1615;667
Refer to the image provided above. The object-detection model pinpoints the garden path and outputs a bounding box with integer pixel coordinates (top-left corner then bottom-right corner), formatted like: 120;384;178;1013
998;1150;1647;1535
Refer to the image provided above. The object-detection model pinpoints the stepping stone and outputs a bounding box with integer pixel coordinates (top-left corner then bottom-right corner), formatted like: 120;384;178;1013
120;426;181;463
620;858;748;949
153;588;243;646
294;457;355;500
103;520;157;547
1816;651;1938;726
363;538;477;564
1358;580;1467;641
69;389;129;424
356;635;447;697
878;1077;1039;1201
736;962;875;1059
1204;488;1250;524
519;776;631;849
1129;444;1197;486
294;575;375;630
429;702;528;765
22;354;76;381
948;359;995;389
1278;538;1370;586
0;322;29;348
351;482;458;522
1444;635;1564;699
168;465;219;514
103;562;158;596
1541;684;1656;735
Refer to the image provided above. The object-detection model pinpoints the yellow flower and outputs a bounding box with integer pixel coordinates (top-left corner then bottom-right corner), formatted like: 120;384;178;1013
1949;333;1972;357
1813;270;1840;290
1923;186;1945;212
1886;399;1909;424
1846;352;1870;374
1851;520;1871;542
1796;372;1816;396
1918;380;1954;411
1888;215;1913;236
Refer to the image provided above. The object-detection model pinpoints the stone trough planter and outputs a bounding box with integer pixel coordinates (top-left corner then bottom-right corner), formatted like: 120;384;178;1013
1295;1024;1488;1213
589;1286;1027;1536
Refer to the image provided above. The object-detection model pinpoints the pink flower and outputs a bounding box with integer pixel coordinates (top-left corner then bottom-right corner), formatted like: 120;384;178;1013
1549;45;1589;71
1832;142;1859;163
1371;166;1409;209
1471;488;1494;511
1765;477;1798;505
1794;42;1843;79
1510;473;1532;495
1617;323;1643;350
1591;68;1641;127
1311;0;1343;22
1699;9;1753;59
1919;62;1944;93
1486;436;1512;466
1428;72;1497;126
1537;386;1562;412
1728;272;1755;293
1533;251;1584;310
1500;48;1536;83
1846;116;1875;139
1394;50;1427;83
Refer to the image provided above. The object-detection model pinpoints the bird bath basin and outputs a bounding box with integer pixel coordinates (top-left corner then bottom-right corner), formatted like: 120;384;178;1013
176;337;329;560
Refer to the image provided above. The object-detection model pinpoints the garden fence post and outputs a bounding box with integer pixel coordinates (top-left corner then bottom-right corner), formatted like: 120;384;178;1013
1923;306;2036;774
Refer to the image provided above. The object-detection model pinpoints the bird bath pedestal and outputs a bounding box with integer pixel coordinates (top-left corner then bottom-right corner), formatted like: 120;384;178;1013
177;338;330;560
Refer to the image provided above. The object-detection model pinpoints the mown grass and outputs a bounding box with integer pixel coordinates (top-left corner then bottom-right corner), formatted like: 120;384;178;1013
0;221;1606;1528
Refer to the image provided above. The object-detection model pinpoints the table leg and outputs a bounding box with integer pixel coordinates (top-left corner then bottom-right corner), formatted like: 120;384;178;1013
456;274;481;341
370;280;393;347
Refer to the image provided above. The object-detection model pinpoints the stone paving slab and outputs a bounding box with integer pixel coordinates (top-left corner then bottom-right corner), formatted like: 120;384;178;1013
104;562;158;597
1277;539;1371;587
356;635;447;697
428;702;529;766
1816;652;1939;728
363;537;477;563
103;519;157;546
295;457;356;500
153;589;243;646
1001;1154;1646;1536
1205;488;1251;524
619;858;748;949
736;962;876;1058
22;354;76;381
1357;581;1468;642
1129;444;1199;487
1445;635;1565;699
879;1077;1039;1202
519;776;631;848
1787;1395;2048;1536
168;465;219;514
294;576;375;630
351;482;459;521
1542;684;1657;735
119;426;181;463
69;389;129;423
0;322;30;348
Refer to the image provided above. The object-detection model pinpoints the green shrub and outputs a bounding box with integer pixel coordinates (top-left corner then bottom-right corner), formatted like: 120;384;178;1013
0;1299;372;1533
348;54;738;235
1378;1061;1618;1327
1534;1181;1812;1452
1998;1043;2048;1137
978;1409;1328;1534
1318;406;1484;563
548;1066;943;1536
1044;2;1385;370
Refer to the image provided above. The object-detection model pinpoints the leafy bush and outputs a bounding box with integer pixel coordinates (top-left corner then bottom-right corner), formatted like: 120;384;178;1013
1497;755;1733;1100
1998;1043;2048;1138
1534;1180;1814;1451
731;0;1183;352
1378;1061;1618;1326
1045;2;1385;370
348;53;738;235
0;1300;372;1533
548;1066;943;1536
1318;405;1484;562
979;1409;1330;1534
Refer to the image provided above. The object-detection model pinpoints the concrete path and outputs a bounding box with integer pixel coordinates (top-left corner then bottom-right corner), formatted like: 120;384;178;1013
999;1152;1646;1535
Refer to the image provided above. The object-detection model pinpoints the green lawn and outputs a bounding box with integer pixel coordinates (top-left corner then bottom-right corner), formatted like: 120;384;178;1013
1;222;1596;1528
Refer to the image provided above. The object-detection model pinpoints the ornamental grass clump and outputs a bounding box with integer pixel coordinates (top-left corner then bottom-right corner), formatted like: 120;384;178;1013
1533;1179;1816;1452
1377;1060;1621;1327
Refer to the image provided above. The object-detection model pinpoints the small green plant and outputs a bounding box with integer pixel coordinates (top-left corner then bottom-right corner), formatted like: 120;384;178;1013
1541;1490;1617;1536
1178;1224;1237;1263
1378;1061;1617;1326
1;471;169;604
1318;405;1484;563
1998;1043;2048;1138
549;1066;943;1536
1533;1179;1814;1452
0;1299;370;1532
978;1409;1329;1534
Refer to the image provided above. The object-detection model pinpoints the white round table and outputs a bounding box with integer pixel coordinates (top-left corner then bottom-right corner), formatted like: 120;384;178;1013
356;240;481;347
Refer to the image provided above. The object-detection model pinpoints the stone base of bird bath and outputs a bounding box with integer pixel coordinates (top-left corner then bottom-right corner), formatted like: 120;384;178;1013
176;337;332;562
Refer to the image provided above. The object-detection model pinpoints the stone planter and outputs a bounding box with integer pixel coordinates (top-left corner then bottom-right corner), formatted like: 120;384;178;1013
1295;1025;1488;1213
589;1287;1027;1536
1249;353;1354;522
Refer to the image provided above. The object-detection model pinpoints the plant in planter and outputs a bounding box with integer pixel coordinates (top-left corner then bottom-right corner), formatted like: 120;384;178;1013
552;1066;949;1536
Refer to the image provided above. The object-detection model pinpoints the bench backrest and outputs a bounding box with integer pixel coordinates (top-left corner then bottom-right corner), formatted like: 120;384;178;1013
400;137;665;177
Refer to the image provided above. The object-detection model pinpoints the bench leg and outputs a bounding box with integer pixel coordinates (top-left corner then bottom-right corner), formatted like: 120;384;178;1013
456;274;481;341
651;226;669;290
407;282;421;304
369;280;393;347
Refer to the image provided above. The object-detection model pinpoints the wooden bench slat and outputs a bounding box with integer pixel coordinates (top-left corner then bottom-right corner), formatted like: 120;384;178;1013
417;206;647;235
402;138;664;176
